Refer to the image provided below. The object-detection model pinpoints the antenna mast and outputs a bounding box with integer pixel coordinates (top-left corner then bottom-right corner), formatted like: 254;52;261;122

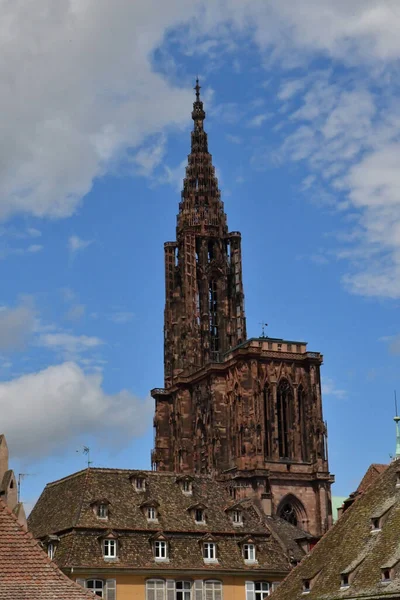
394;391;400;458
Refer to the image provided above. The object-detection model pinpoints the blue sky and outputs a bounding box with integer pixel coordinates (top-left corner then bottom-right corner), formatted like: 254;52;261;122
1;1;400;512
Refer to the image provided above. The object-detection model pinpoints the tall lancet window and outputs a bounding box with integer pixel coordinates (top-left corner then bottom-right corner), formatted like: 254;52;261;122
297;385;309;461
263;385;272;458
277;379;293;459
209;280;219;357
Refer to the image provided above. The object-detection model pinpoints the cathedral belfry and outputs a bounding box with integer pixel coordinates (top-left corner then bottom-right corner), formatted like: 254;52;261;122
151;81;334;537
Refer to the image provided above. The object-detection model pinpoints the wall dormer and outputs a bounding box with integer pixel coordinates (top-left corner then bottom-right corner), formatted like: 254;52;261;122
140;500;160;522
90;498;111;520
225;502;244;526
130;473;147;492
188;502;207;524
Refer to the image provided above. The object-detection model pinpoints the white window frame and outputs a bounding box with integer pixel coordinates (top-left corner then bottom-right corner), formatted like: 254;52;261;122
232;510;242;525
103;538;117;559
203;542;217;562
182;480;192;495
204;580;222;600
146;579;165;600
246;581;270;600
195;509;205;524
147;506;158;521
86;579;104;598
243;543;256;563
135;477;146;491
47;543;55;560
176;580;192;600
97;504;108;519
154;540;168;561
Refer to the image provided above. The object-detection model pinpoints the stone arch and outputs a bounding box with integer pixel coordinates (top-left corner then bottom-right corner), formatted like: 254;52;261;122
277;378;294;459
277;494;308;529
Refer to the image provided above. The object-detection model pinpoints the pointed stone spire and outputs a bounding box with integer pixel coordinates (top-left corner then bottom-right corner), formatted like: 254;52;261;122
178;79;227;235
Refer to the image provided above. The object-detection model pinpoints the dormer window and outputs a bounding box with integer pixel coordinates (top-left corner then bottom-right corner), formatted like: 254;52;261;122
382;568;391;582
154;540;168;561
195;509;205;523
103;539;117;559
396;470;400;487
302;580;310;594
134;477;146;491
371;517;381;531
47;543;55;560
232;510;242;525
243;543;256;563
203;542;217;562
147;506;158;521
341;574;349;588
97;504;108;519
182;479;192;494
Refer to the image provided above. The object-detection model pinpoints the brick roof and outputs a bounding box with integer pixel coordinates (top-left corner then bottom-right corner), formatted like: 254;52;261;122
28;468;300;574
0;498;93;599
269;458;400;600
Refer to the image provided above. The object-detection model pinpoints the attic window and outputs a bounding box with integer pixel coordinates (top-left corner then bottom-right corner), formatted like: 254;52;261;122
371;517;381;531
195;508;205;523
277;343;282;351
103;539;117;559
147;506;158;521
203;542;217;562
134;477;146;492
154;540;168;561
396;471;400;487
382;568;391;582
302;580;310;594
243;543;256;563
47;543;55;560
182;480;192;494
232;510;243;525
97;504;108;519
341;574;349;588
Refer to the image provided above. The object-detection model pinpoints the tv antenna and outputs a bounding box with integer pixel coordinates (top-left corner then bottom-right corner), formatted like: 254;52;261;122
259;322;268;338
76;445;93;468
18;473;35;503
394;391;400;459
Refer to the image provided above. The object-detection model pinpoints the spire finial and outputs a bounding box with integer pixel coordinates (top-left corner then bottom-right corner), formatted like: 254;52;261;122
194;77;201;101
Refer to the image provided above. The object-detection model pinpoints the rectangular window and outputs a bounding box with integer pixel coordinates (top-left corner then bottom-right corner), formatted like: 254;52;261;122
232;510;242;524
195;509;205;523
277;344;282;351
287;344;292;352
255;582;270;600
47;543;55;560
203;542;216;561
182;480;192;493
86;579;104;598
155;540;168;560
296;344;301;352
135;478;145;490
268;342;272;350
204;581;222;600
147;579;165;600
243;544;256;562
97;504;108;519
103;539;116;558
148;507;157;520
176;581;191;600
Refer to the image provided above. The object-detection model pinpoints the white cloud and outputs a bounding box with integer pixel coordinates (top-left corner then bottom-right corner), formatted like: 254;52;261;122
0;362;153;460
0;300;36;351
247;113;270;128
110;311;134;324
322;377;347;399
27;244;43;253
65;304;86;321
37;332;103;356
278;79;306;101
68;235;92;254
132;134;167;177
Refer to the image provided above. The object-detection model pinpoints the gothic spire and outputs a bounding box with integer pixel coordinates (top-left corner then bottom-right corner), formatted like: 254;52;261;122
178;79;227;234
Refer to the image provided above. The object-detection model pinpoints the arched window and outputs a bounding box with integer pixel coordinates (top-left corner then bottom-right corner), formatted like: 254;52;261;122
277;495;307;529
297;385;309;461
277;379;293;459
263;385;272;458
278;503;298;526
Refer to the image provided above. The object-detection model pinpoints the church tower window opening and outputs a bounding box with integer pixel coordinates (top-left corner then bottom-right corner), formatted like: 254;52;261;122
209;280;219;357
277;379;293;459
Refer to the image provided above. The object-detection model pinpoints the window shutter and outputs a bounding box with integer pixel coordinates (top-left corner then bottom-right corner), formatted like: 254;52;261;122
75;578;86;588
271;582;280;592
166;579;175;600
214;582;222;600
147;582;156;600
106;578;117;600
245;581;255;600
194;579;204;600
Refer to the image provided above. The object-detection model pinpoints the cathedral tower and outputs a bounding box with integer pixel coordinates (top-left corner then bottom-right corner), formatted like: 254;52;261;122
152;82;334;537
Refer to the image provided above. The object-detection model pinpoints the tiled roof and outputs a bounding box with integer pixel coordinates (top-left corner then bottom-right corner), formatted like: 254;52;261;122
269;457;400;600
0;498;94;599
28;468;299;574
